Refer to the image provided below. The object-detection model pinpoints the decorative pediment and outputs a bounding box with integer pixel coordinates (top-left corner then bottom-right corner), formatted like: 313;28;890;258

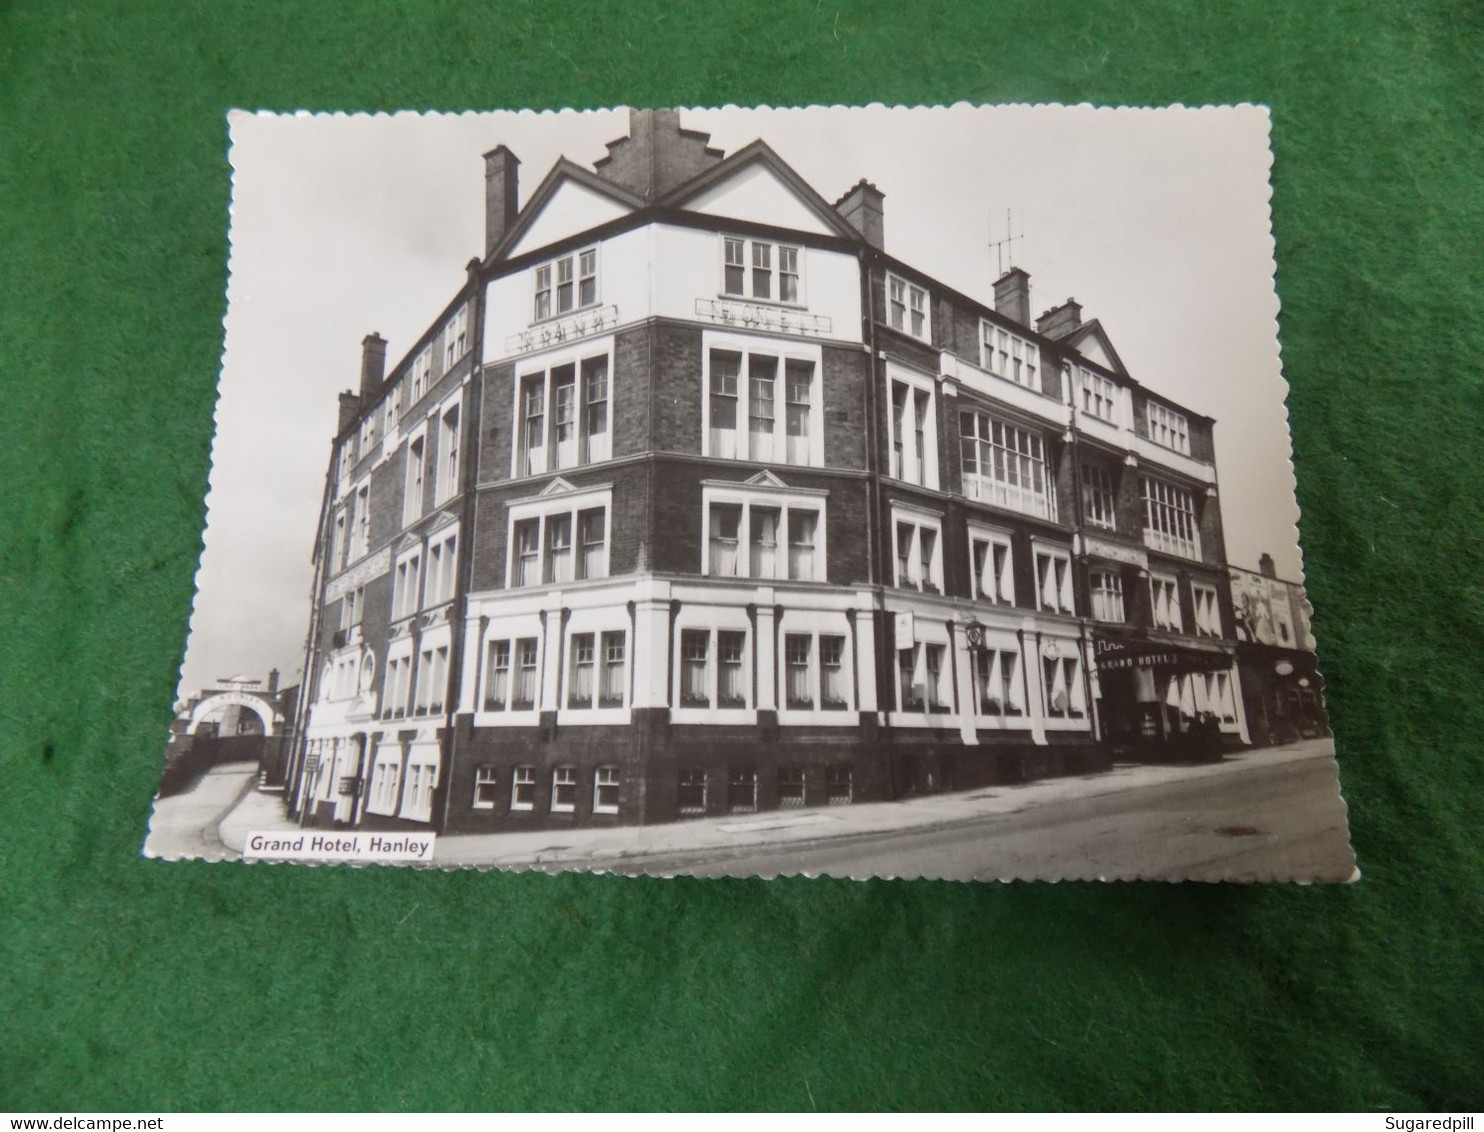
1063;319;1129;377
537;476;579;498
395;532;423;554
426;507;460;533
744;469;790;489
663;140;859;240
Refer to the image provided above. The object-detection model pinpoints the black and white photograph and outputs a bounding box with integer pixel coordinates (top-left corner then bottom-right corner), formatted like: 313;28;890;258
145;103;1355;882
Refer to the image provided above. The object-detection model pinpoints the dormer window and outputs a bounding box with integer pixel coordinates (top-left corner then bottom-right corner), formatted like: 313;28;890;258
980;321;1040;391
1080;369;1119;423
722;237;803;305
534;246;598;323
1147;402;1191;455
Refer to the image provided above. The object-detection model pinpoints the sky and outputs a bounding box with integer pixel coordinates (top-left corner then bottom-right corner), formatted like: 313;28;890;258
179;103;1302;697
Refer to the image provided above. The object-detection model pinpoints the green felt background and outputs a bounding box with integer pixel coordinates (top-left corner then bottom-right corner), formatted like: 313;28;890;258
2;0;1481;1112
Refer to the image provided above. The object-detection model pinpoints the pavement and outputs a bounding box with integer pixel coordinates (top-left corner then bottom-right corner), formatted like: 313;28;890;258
208;738;1349;881
141;761;260;861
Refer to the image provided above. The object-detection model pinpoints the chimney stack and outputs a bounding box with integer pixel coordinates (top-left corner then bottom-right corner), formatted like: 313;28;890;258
359;332;387;398
1036;298;1083;340
993;267;1031;326
267;668;280;694
590;108;725;199
483;145;521;258
1258;553;1277;580
337;390;361;434
834;180;885;249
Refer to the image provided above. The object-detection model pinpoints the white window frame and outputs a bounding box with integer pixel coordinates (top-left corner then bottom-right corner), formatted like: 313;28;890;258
593;765;620;815
700;480;829;583
510;339;615;477
700;332;824;468
1090;568;1125;623
1032;543;1075;615
776;613;855;724
1149;571;1184;633
672;611;753;723
532;245;600;324
391;546;422;622
1141;475;1202;560
967;521;1016;605
1042;653;1088;720
1079;368;1120;424
719;235;806;307
550;766;578;814
895;641;952;715
971;638;1029;724
366;739;403;817
412;626;452;717
979;319;1040;391
885;362;940;490
471;765;500;810
402;427;427;527
891;503;944;594
434;394;462;506
347;479;371;562
423;526;458;608
559;616;629;719
1192;582;1221;638
510;765;536;812
477;626;543;722
1081;462;1117;530
886;272;930;342
398;744;440;823
381;640;414;721
442;302;470;371
960;408;1057;521
410;347;433;406
1146;401;1191;455
505;483;612;589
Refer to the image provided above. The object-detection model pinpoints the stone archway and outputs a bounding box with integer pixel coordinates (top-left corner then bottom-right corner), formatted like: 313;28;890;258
186;691;280;737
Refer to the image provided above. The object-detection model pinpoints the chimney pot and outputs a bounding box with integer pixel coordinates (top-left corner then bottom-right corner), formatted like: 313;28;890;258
834;179;885;249
1258;553;1277;579
483;145;521;258
993;267;1032;326
1036;298;1084;340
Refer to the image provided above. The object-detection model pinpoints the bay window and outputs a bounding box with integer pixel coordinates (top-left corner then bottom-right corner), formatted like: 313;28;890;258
1141;476;1201;559
960;410;1056;520
703;335;822;467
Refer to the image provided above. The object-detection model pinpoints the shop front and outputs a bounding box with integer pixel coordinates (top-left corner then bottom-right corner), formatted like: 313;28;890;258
1092;631;1245;762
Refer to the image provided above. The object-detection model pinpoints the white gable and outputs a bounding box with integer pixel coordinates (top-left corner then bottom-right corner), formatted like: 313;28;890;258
508;180;633;258
684;162;836;236
1075;335;1118;372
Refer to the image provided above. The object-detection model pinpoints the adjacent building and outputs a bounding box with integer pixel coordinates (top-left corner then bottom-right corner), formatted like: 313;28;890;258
284;109;1252;834
1231;554;1328;746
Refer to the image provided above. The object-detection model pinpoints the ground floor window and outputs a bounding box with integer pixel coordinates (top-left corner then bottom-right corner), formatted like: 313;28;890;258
975;648;1025;716
472;765;499;809
778;766;805;808
677;769;707;815
728;767;758;813
898;642;950;713
1043;655;1087;718
826;766;853;805
511;765;536;811
401;756;439;821
594;765;620;814
551;766;577;812
678;627;748;709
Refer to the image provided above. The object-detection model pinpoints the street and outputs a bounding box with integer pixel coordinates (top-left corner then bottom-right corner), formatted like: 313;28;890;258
597;749;1356;883
142;761;258;859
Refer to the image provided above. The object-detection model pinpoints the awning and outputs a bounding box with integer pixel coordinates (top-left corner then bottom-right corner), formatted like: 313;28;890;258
1093;631;1234;673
